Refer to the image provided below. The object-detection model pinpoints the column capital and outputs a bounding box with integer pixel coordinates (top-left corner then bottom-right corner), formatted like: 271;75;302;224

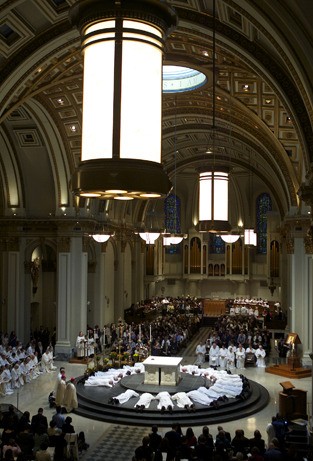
57;237;71;253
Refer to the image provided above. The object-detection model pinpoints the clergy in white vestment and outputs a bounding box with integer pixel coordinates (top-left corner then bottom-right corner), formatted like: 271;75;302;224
255;344;266;367
226;348;235;370
113;389;139;404
187;388;213;405
41;348;56;372
55;375;66;406
195;342;206;365
235;345;246;369
155;391;174;412
84;376;114;387
76;331;86;358
172;392;194;410
209;342;220;367
86;336;95;357
1;365;13;395
218;345;228;369
135;392;155;409
63;378;78;413
47;346;57;370
11;363;21;389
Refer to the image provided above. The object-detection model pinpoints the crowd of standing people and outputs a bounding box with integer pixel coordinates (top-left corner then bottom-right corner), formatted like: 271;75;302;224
133;417;307;461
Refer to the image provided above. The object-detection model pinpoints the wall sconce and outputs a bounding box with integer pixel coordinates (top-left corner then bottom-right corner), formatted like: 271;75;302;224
70;0;177;200
268;277;277;296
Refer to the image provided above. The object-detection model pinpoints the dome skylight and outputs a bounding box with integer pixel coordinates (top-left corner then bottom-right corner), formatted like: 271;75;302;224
163;66;207;93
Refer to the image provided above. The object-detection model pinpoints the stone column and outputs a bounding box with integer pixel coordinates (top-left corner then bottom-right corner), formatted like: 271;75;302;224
0;237;29;343
55;236;88;359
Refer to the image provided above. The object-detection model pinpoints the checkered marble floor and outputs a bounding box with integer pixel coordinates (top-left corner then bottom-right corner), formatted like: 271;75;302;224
80;425;150;461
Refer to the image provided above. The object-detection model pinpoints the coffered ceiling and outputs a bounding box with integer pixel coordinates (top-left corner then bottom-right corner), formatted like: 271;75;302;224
0;0;312;225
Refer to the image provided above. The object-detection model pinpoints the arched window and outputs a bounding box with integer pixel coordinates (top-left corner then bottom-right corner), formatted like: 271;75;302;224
256;192;272;254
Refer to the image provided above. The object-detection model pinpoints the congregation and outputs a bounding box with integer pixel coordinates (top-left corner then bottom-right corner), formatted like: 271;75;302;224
0;402;88;461
132;418;307;461
75;309;201;362
193;313;273;370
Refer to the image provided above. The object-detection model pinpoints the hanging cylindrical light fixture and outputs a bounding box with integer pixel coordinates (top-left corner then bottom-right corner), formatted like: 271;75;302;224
70;0;177;200
198;169;231;233
197;0;230;233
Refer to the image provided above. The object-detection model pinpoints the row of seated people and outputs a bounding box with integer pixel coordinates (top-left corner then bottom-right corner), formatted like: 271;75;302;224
133;417;306;461
227;299;285;322
196;342;267;369
0;345;56;397
210;316;272;354
84;312;201;361
0;405;88;461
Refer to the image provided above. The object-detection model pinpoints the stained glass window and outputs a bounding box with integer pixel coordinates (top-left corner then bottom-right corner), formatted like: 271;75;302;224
209;234;225;254
256;192;272;254
164;193;181;254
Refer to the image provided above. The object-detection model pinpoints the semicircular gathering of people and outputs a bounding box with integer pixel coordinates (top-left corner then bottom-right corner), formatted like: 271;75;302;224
1;295;311;461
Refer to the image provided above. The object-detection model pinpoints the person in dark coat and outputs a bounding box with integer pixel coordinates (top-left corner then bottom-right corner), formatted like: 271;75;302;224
31;409;48;435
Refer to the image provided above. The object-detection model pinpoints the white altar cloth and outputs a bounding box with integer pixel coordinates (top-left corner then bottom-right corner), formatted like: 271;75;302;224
143;356;183;386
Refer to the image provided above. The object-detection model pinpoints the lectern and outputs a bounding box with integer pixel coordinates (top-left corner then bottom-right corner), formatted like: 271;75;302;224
279;381;307;420
286;333;301;369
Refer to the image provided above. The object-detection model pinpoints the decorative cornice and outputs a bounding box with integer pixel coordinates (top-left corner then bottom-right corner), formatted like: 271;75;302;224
0;237;19;252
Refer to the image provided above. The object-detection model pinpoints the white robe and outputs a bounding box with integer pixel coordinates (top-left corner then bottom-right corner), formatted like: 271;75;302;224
255;348;266;367
55;378;66;406
1;369;13;395
41;352;54;372
236;348;246;369
209;346;220;367
187;388;213;405
172;392;193;408
195;344;206;364
135;392;155;409
218;348;228;369
63;382;78;413
155;391;174;410
115;389;139;404
84;376;114;387
76;335;86;358
226;350;235;370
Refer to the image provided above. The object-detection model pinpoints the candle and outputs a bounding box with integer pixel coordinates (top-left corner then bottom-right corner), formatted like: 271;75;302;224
149;324;152;343
139;324;142;342
129;325;131;343
274;340;277;347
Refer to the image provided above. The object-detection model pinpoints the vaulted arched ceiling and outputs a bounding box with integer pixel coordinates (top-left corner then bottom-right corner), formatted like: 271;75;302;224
0;0;312;227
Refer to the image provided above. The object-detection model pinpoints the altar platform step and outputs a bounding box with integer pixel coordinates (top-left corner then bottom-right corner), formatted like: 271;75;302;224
265;364;311;379
74;376;269;427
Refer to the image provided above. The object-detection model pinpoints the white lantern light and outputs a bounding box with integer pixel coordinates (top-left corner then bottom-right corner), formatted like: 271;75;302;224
70;0;177;200
198;170;231;233
244;229;257;246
